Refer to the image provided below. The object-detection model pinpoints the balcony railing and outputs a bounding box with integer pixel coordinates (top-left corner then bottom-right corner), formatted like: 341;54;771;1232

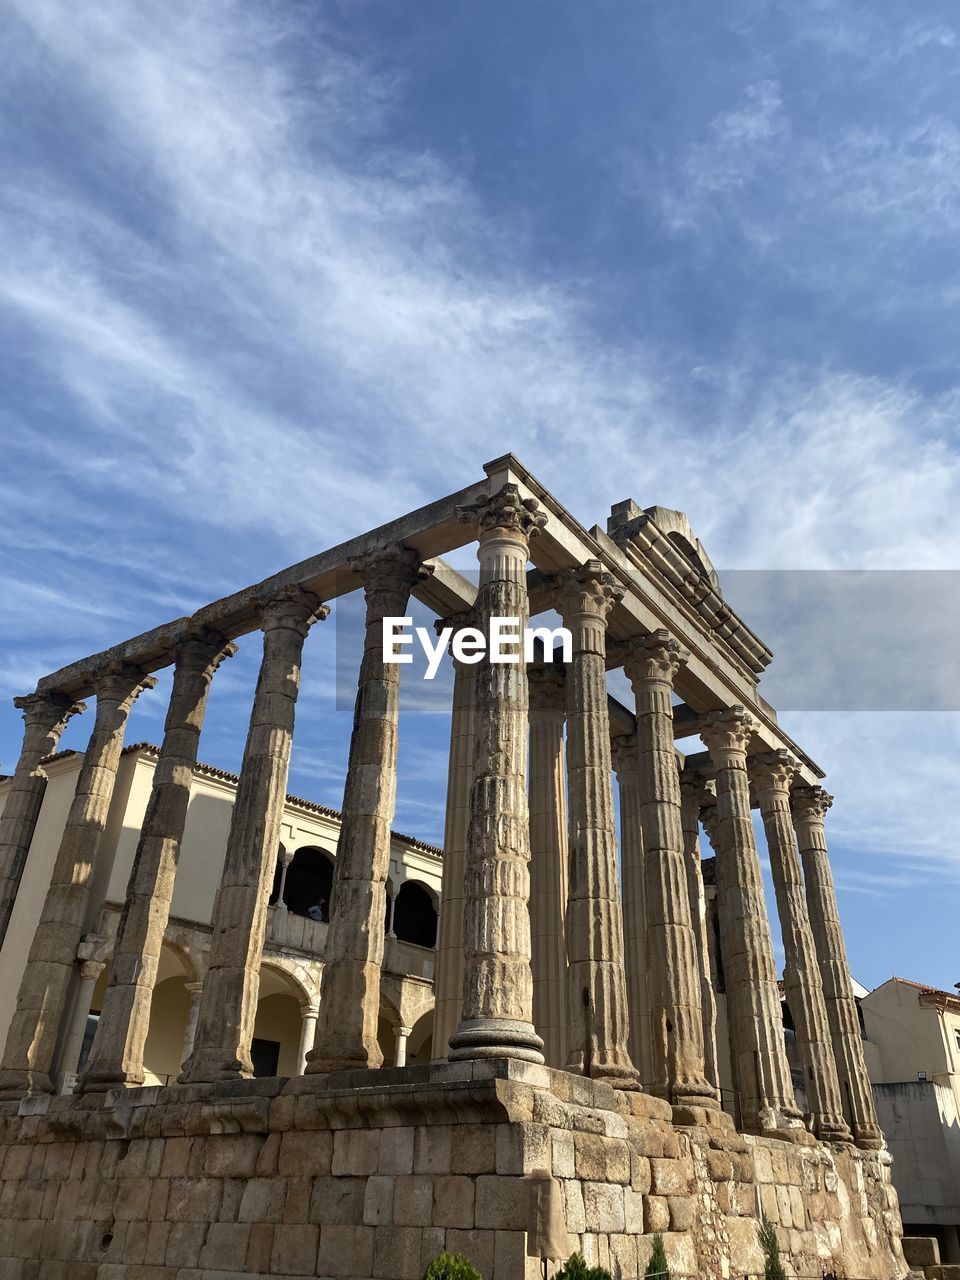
265;903;435;979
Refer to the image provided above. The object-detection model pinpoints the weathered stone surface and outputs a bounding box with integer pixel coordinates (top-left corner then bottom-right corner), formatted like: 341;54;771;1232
0;664;156;1098
556;564;639;1090
449;485;545;1064
181;589;327;1084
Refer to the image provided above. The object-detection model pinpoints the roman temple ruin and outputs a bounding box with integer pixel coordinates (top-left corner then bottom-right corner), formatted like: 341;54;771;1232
0;454;905;1278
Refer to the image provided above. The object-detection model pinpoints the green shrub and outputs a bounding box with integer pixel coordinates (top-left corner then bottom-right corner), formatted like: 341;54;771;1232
758;1214;787;1280
552;1252;613;1280
421;1252;482;1280
644;1232;670;1278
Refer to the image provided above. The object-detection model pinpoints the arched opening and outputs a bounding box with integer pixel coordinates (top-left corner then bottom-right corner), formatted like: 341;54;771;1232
393;881;438;949
251;965;308;1077
283;846;335;921
406;1008;434;1067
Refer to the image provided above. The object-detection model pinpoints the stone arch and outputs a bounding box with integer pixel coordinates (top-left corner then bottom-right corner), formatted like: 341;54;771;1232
393;879;438;949
253;960;311;1078
406;1007;435;1067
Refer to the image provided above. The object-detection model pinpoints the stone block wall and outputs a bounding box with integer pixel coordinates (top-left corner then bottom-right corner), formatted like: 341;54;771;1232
0;1061;905;1279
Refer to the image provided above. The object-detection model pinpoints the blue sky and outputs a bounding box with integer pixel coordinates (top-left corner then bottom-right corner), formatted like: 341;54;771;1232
2;0;959;992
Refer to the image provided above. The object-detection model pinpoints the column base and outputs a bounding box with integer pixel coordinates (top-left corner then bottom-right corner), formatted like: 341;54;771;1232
177;1054;251;1086
815;1114;854;1144
75;1064;145;1095
305;1046;383;1075
0;1069;53;1101
448;1017;544;1064
854;1123;885;1151
565;1054;643;1092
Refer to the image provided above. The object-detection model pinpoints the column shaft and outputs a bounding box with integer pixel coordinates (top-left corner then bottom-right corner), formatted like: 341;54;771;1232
0;693;85;948
181;982;203;1067
58;959;104;1092
79;633;235;1092
309;544;428;1073
297;1005;319;1075
678;773;721;1096
181;587;326;1083
527;664;568;1069
431;622;476;1059
753;754;851;1142
613;734;652;1088
624;632;716;1108
793;786;883;1150
558;564;638;1088
0;663;155;1098
700;708;800;1134
448;484;544;1063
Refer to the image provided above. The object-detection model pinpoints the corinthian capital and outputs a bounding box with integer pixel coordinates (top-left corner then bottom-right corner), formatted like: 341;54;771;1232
791;785;834;825
14;691;86;736
175;629;238;676
350;542;433;620
750;749;799;798
457;482;546;541
258;586;329;636
91;662;158;708
527;662;566;712
699;706;756;759
679;767;714;809
619;629;688;688
553;560;622;623
610;731;639;777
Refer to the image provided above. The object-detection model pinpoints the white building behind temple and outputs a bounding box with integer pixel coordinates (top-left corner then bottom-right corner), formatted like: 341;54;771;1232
0;743;441;1090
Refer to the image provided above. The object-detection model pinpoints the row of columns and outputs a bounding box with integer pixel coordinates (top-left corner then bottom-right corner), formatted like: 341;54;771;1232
0;481;881;1153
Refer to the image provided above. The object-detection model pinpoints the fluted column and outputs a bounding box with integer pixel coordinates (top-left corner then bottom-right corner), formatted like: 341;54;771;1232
752;753;851;1142
431;614;477;1060
557;564;638;1088
78;632;236;1093
180;587;327;1083
623;632;716;1108
0;662;156;1098
527;662;569;1069
448;483;545;1064
309;544;429;1073
792;785;883;1150
700;708;800;1134
612;733;652;1088
678;771;720;1096
0;692;85;949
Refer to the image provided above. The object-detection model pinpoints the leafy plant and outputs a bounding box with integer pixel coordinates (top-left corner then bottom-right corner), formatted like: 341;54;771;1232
552;1252;613;1280
644;1232;670;1278
422;1253;482;1280
758;1214;787;1280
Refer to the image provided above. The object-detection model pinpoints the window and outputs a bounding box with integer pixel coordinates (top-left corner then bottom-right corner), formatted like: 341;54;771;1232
251;1038;281;1078
954;1029;960;1053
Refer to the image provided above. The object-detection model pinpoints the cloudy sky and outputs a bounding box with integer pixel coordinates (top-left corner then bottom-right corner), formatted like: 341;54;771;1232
2;0;959;992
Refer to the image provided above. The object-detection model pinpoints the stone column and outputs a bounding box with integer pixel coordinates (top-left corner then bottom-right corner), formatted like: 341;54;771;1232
58;957;105;1092
0;662;156;1098
181;982;203;1065
0;692;85;949
792;785;883;1150
78;632;236;1092
431;613;477;1060
448;484;545;1064
678;770;721;1096
527;662;568;1069
752;753;851;1142
622;632;716;1109
700;708;800;1134
273;848;293;920
556;563;638;1088
308;544;429;1073
385;890;397;939
297;1005;319;1075
612;732;652;1089
394;1024;411;1067
180;587;327;1083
